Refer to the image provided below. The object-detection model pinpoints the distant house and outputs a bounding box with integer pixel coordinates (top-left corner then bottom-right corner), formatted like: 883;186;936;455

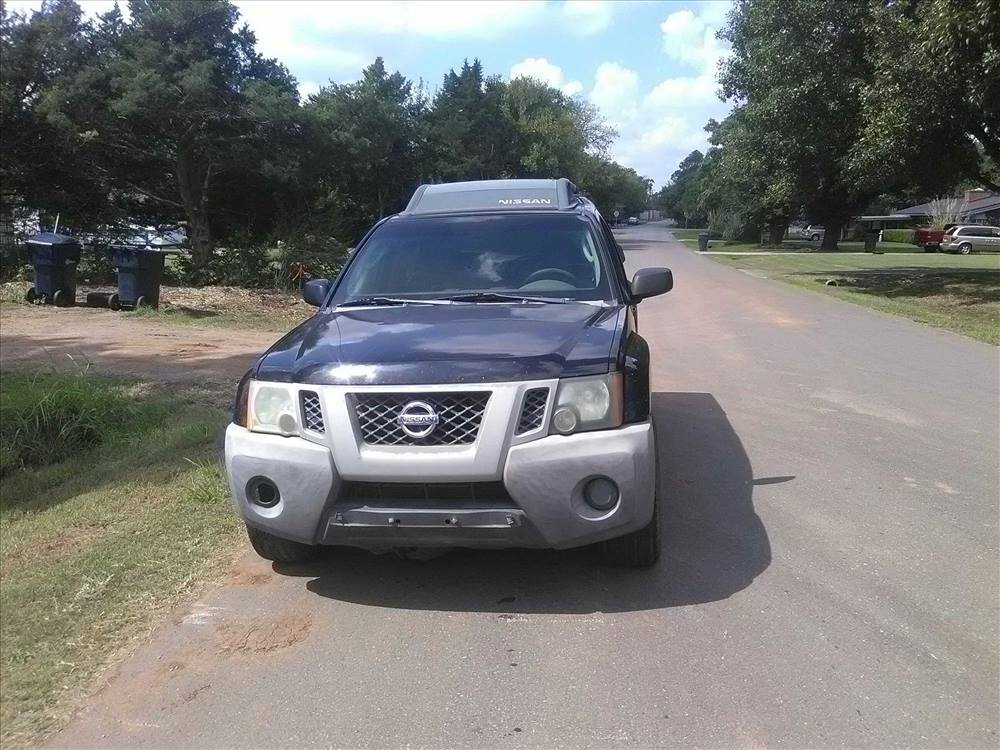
897;190;1000;225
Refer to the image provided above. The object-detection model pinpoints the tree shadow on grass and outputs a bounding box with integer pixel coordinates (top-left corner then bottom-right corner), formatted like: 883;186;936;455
795;267;1000;306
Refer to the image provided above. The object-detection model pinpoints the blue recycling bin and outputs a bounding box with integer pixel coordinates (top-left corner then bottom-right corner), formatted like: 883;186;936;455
25;232;81;306
107;246;166;310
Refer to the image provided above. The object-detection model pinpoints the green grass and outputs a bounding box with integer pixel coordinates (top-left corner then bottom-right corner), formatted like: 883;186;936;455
0;371;241;748
710;252;1000;344
668;227;709;240
693;239;919;253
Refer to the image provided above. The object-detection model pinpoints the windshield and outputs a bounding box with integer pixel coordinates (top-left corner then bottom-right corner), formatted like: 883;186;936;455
331;213;615;304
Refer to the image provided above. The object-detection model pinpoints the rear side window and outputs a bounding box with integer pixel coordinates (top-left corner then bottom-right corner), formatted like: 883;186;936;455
334;213;616;303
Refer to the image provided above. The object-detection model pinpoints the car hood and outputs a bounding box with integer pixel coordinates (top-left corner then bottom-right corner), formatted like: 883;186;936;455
254;302;625;385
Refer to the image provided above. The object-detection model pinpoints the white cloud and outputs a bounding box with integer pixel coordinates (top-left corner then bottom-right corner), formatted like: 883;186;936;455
588;2;733;186
660;5;729;73
234;1;546;40
643;73;719;109
589;62;640;125
562;1;614;35
509;58;583;97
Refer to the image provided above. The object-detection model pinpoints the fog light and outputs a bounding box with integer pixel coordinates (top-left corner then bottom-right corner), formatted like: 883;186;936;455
583;477;619;511
247;477;280;508
552;406;578;434
277;411;298;435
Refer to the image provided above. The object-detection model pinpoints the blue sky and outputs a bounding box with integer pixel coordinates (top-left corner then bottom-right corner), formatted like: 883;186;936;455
9;0;735;186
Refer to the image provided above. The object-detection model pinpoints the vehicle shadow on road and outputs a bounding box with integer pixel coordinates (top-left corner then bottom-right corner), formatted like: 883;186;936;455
289;392;771;613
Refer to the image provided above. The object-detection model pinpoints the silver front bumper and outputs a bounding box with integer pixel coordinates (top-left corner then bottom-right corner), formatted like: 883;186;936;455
224;380;655;550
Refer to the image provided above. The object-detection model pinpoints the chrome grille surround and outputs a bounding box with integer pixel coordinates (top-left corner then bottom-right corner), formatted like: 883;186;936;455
352;392;491;446
516;387;549;434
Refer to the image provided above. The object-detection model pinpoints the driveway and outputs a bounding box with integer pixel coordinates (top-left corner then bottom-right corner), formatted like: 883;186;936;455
47;223;999;748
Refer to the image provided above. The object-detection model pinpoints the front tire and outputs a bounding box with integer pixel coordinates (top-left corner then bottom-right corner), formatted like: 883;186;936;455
246;524;318;563
600;494;661;568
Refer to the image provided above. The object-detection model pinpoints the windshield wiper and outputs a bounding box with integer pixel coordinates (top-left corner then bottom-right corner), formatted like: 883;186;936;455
442;292;569;304
336;296;449;308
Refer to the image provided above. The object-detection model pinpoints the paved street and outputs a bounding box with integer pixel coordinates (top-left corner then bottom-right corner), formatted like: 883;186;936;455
52;223;999;748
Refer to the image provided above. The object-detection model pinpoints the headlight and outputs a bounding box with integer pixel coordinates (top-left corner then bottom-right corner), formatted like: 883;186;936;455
551;373;623;435
248;382;299;436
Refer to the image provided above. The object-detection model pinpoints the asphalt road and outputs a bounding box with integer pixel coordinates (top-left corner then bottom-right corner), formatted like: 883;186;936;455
52;223;999;748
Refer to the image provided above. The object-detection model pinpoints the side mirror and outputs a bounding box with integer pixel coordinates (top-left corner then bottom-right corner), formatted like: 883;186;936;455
303;278;331;307
630;267;672;301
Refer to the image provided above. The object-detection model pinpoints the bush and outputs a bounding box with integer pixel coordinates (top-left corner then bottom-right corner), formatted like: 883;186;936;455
75;244;117;285
177;244;275;288
0;372;136;475
174;235;348;289
274;236;348;287
707;209;746;241
881;228;915;244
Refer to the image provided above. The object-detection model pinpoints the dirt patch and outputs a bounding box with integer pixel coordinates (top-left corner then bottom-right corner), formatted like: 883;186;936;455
0;303;275;384
216;613;313;656
226;570;273;587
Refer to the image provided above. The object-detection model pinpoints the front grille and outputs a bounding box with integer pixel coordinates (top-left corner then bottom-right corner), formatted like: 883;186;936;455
339;481;514;507
352;392;490;446
300;391;325;433
516;387;549;434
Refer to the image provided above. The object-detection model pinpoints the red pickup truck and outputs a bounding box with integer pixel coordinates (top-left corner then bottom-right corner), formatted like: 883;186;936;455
912;224;955;252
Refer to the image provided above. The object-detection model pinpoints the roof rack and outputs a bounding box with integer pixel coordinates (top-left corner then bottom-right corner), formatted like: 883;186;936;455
403;178;583;215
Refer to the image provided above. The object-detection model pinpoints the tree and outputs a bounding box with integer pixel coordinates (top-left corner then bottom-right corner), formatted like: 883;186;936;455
656;150;707;227
504;76;613;179
305;58;424;237
578;156;649;219
849;0;999;195
720;0;874;250
39;0;300;266
425;59;515;181
698;111;801;244
0;0;111;229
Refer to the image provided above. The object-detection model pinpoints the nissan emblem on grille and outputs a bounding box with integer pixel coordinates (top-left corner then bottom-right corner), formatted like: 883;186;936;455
397;400;439;438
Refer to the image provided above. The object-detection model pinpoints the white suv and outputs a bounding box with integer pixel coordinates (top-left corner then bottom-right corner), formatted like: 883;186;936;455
940;225;1000;254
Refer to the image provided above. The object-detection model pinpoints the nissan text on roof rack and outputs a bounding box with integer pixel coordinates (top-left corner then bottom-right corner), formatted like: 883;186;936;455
225;178;673;567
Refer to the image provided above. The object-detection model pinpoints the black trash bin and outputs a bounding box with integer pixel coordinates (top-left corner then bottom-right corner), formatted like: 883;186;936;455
25;232;81;306
864;231;879;254
697;231;710;252
107;245;166;310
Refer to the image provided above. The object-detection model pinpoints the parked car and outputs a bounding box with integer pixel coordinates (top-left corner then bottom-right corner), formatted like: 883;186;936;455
939;225;1000;254
912;226;946;252
627;216;639;225
802;224;825;241
225;179;673;568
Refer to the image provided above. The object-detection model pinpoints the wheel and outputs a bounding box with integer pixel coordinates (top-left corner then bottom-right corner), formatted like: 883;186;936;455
958;242;973;255
246;524;318;563
810;233;820;241
25;287;36;303
52;289;66;306
600;425;661;568
108;293;120;311
924;245;938;253
135;295;148;308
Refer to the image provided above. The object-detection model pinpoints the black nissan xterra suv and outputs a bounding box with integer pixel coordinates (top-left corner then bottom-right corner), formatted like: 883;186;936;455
225;179;672;567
